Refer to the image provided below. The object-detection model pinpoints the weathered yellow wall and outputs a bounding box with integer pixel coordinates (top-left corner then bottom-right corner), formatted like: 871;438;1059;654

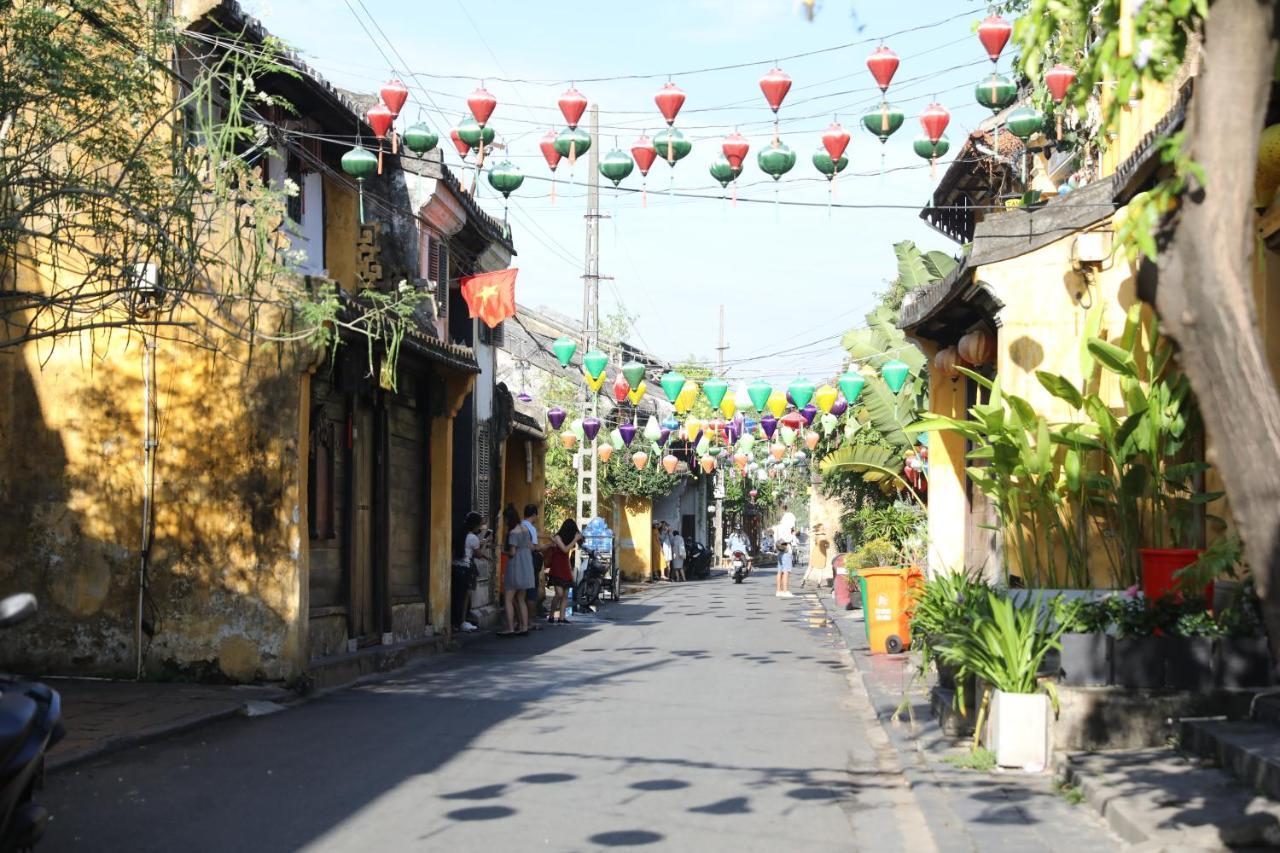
613;496;653;581
926;373;969;577
324;175;359;292
428;374;474;633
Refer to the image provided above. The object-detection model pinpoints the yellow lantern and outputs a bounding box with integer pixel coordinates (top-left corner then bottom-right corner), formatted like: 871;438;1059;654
632;450;649;470
627;380;647;406
560;430;577;450
584;369;607;394
733;452;749;470
662;454;679;474
804;430;820;451
770;443;785;461
814;384;838;414
958;327;996;367
674;382;698;414
766;389;787;418
699;456;716;474
598;444;613;463
719;395;737;418
686;416;704;440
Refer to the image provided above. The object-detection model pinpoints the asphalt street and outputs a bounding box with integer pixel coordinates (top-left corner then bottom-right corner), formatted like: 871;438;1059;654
42;571;935;852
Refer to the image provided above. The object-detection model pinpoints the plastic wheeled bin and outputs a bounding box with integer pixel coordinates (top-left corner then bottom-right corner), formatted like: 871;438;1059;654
856;566;923;655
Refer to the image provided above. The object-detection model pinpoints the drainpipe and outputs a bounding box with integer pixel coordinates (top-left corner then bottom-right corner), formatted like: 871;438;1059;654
137;326;158;680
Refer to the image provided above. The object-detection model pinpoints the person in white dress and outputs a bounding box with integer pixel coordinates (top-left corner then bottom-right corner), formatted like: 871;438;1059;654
669;530;686;582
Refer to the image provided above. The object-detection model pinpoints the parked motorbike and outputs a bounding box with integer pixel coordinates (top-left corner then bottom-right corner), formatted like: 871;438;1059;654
573;549;609;613
684;542;712;580
0;594;64;853
730;550;751;584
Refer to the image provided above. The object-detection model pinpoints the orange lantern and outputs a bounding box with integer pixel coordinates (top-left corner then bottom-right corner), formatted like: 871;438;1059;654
560;431;577;450
700;456;716;474
733;452;749;470
770;444;785;461
598;444;613;463
662;454;679;474
958;327;996;367
804;431;820;451
933;346;960;380
632;450;649;470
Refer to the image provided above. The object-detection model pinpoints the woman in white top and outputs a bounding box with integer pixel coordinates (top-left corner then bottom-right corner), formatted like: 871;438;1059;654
669;530;686;582
659;523;673;581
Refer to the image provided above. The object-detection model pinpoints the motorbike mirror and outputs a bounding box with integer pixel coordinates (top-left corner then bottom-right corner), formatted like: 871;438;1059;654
0;593;37;629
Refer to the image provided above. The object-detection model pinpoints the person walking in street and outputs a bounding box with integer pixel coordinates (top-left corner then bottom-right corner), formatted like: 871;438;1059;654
670;528;686;582
776;539;795;597
545;519;581;623
501;504;534;636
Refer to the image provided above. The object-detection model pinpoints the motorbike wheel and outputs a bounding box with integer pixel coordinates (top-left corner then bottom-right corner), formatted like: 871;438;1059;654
610;571;620;601
577;578;601;611
733;575;744;584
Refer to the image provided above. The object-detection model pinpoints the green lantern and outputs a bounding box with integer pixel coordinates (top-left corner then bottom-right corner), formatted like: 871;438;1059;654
1005;106;1044;141
975;73;1017;113
554;127;592;160
487;161;524;198
599;149;635;186
341;146;378;224
708;155;739;188
861;103;904;143
703;377;729;408
881;359;910;394
812;147;848;180
660;371;687;401
912;135;951;161
838;372;865;404
457;118;495;151
652;128;691;164
622;360;646;391
757;142;796;181
747;380;772;413
552;336;577;368
583;349;608;380
787;378;815;410
403;123;439;154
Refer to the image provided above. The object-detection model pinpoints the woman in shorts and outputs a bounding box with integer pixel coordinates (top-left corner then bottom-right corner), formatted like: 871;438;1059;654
544;518;581;624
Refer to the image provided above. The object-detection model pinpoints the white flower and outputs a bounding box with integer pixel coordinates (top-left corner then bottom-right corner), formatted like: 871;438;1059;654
1134;38;1155;70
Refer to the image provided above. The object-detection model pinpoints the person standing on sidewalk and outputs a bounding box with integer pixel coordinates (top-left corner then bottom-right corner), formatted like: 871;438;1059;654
775;540;795;598
452;512;485;633
659;522;673;581
521;504;543;627
501;504;533;636
669;529;686;582
545;519;580;623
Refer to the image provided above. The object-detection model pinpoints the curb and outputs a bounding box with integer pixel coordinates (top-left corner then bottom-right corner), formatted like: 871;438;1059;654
49;704;250;774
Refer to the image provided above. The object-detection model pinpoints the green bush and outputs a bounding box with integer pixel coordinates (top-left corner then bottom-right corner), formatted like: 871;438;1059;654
852;538;899;570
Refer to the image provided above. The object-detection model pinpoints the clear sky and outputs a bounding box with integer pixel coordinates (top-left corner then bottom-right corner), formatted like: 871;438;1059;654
242;0;998;385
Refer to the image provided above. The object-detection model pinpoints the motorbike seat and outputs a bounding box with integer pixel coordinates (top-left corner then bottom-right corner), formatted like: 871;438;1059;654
0;595;36;629
0;693;39;772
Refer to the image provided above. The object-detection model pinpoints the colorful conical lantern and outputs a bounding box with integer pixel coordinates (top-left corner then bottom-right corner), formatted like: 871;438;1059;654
467;86;497;126
612;372;631;404
1005;106;1044;141
975;73;1017;114
457;118;495;151
977;14;1013;64
658;428;671;448
770;443;785;462
801;403;818;425
662;454;679;475
686;416;704;442
830;398;848;418
703;377;729;408
709;155;739;188
584;369;607;394
552;336;577;367
813;147;848;180
622;360;645;390
632;450;649;470
599;149;635;187
341;146;378;224
540;130;563;171
838;372;865;404
583;350;608;380
560;430;577;450
547;406;567;430
632;135;657;175
627;381;647;406
766;390;787;419
787;379;816;410
559;86;588;129
920;102;950;143
403;123;438;154
780;426;797;447
820;413;839;434
804;431;820;451
674;382;698;414
881;359;910;393
367;103;393;140
760;413;778;439
758;141;796;181
644;416;663;443
733;452;749;471
719;395;737;419
598;443;614;463
700;456;717;474
722;132;750;171
655;82;685;125
660;371;687;401
1046;63;1076;104
866;45;900;92
380;79;409;118
653;128;691;165
814;384;838;414
619;422;637;446
582;416;602;441
913;135;951;170
822;121;852;163
487;161;524;198
554;127;591;164
747;381;772;413
738;432;755;452
862;102;904;143
449;128;470;158
759;67;792;113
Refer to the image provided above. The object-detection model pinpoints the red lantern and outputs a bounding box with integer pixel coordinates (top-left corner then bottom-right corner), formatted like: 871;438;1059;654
632;135;658;176
367;103;393;140
540;130;562;171
722;132;749;171
759;67;792;113
1045;63;1076;103
977;14;1013;63
613;373;630;404
655;82;685;126
449;128;470;157
821;121;851;162
468;86;497;127
380;79;409;118
866;46;899;93
559;86;588;129
780;411;805;431
919;102;950;143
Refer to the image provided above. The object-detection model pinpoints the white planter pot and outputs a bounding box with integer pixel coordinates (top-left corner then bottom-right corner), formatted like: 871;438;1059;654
985;690;1050;771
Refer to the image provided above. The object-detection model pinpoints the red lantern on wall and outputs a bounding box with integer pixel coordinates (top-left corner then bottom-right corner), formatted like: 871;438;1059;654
866;46;900;93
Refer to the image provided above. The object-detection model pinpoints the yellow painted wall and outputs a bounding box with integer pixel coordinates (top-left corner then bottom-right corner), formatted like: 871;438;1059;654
926;373;970;577
613;496;653;581
324;175;360;292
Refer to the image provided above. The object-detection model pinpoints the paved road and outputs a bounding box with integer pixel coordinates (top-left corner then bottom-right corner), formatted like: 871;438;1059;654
42;571;934;852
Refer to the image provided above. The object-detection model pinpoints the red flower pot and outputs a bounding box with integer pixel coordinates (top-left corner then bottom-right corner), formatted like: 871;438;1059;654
1139;548;1211;604
833;573;853;610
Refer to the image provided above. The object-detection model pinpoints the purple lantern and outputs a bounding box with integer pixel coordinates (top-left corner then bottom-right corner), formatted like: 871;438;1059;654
547;407;567;430
786;390;796;406
619;422;637;446
801;403;818;425
658;428;671;447
830;398;849;417
760;413;778;439
726;419;742;444
518;391;533;403
582;416;601;441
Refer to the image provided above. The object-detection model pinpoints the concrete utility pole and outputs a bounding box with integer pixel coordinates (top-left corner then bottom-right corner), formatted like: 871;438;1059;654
714;304;726;566
577;105;606;525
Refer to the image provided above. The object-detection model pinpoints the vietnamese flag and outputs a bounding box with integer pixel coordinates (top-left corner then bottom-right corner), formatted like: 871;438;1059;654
460;268;518;329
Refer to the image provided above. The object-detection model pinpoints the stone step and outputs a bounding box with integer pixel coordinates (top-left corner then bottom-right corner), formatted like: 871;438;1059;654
1060;748;1280;850
1252;693;1280;729
1182;717;1280;802
306;634;449;693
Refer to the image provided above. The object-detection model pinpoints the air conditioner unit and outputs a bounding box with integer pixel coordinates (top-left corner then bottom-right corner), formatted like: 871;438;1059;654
1072;231;1112;265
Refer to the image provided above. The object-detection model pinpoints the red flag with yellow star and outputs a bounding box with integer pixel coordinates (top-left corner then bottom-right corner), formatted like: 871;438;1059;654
460;268;518;329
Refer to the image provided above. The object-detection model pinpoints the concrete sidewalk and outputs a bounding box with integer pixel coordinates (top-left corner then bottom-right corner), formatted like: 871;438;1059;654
46;679;291;772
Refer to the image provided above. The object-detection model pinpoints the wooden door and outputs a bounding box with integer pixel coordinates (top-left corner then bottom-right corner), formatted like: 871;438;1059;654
350;404;376;640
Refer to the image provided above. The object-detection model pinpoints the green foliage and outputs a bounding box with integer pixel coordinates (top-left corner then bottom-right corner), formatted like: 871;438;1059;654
543;437;577;525
598;457;681;503
845;502;924;550
943;748;997;772
909;568;995;673
1176;534;1242;592
852;538;900;570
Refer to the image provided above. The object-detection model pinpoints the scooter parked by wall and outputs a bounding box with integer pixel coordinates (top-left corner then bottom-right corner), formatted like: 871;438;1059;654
0;594;64;852
684;541;712;580
574;549;611;613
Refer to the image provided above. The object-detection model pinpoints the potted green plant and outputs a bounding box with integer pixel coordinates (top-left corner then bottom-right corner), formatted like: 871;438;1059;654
908;568;991;691
938;592;1077;770
1111;594;1174;689
1166;599;1220;691
1054;597;1115;687
1215;581;1273;688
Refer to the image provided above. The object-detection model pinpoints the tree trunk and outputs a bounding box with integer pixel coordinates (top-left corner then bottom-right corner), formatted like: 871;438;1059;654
1153;0;1280;648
